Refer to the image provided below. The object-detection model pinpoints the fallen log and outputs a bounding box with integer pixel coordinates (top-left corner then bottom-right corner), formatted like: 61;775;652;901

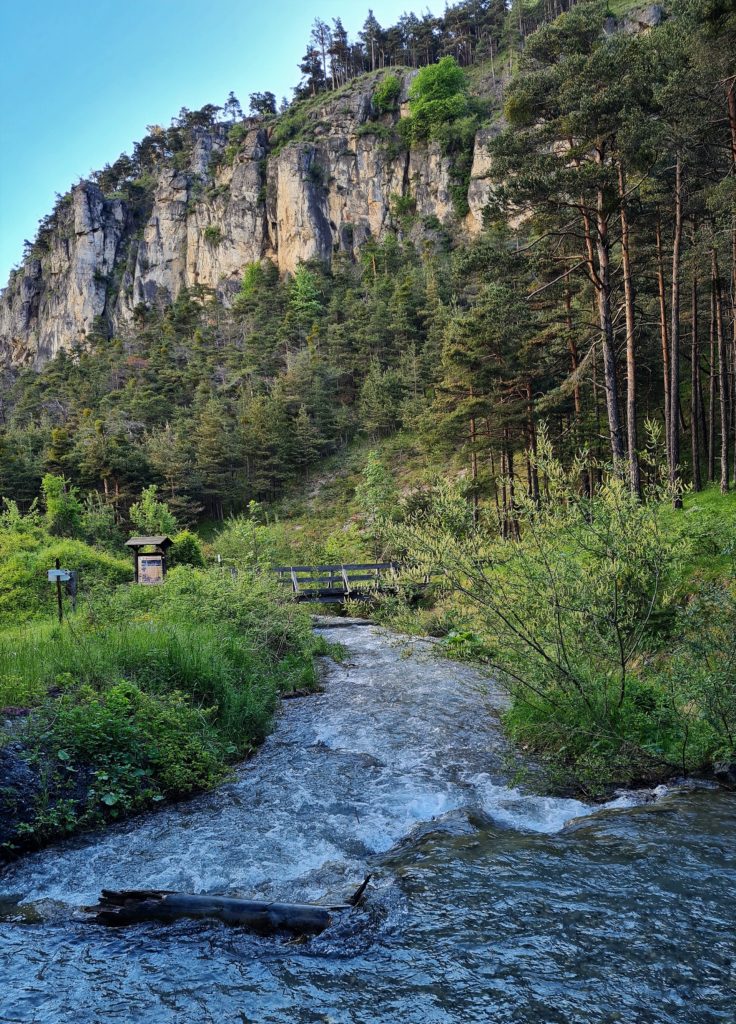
84;876;371;935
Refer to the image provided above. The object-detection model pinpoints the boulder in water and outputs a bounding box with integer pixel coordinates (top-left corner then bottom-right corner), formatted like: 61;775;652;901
713;760;736;788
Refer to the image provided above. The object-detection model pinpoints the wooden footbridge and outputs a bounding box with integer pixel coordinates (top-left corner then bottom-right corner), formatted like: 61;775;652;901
273;563;401;603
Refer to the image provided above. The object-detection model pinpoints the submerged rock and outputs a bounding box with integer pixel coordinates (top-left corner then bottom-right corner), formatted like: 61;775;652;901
713;760;736;788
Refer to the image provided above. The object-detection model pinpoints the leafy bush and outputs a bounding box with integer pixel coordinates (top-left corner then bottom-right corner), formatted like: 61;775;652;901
129;484;178;537
169;529;205;567
41;474;82;537
374;74;402;113
270;102;311;153
399;57;470;144
1;564;327;854
223;122;250;165
0;533;131;625
239;261;265;298
203;224;223;247
36;681;227;807
390;193;417;220
80;493;122;551
389;437;735;791
397;56;482;217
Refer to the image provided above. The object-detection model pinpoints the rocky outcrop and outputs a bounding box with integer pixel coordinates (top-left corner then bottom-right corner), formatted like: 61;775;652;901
1;72;497;367
1;186;128;365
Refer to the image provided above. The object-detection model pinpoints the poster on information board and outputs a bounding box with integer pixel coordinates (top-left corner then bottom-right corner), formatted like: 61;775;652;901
138;555;164;585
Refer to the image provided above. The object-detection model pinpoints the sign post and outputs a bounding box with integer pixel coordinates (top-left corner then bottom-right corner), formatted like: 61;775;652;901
47;558;72;622
55;557;62;622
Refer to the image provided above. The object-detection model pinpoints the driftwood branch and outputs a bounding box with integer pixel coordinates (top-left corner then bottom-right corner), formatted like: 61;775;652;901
83;876;372;935
349;873;372;906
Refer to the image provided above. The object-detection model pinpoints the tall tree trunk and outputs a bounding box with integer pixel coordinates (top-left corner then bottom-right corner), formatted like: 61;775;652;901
564;280;589;496
656;218;671;463
713;249;730;493
500;443;509;540
506;433;520;540
526;380;540;504
489;438;502;537
564;280;582;420
691;263;702;491
727;79;736;485
727;77;736;166
594;185;626;472
592;337;603;492
581;200;614;479
708;280;717;483
732;224;736;488
669;158;683;507
618;162;641;498
469;414;479;526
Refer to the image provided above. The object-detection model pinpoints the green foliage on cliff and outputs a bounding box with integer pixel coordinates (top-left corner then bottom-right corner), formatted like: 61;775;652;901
373;74;402;113
400;57;470;142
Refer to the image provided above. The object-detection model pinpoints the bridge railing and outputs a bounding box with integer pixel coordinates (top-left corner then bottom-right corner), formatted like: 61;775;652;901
272;563;399;602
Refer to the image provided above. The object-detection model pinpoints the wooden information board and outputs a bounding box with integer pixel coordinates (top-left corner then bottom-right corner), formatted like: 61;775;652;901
138;555;164;585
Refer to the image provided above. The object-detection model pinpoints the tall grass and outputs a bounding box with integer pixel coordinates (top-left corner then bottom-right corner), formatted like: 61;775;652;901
0;566;327;853
0;566;321;745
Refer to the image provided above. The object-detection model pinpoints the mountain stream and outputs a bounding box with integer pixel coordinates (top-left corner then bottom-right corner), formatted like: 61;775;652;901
1;620;734;1023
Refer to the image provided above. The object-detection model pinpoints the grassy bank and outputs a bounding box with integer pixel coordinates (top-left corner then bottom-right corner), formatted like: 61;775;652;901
375;465;736;795
199;437;736;799
0;566;328;860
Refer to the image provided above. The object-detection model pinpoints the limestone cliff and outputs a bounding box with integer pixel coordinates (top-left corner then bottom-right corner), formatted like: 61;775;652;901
0;72;496;368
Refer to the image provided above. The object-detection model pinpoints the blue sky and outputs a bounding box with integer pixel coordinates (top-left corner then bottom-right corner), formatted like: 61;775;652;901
0;0;440;285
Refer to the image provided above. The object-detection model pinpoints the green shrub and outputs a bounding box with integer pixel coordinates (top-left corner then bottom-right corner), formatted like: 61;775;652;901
1;563;326;850
203;224;223;247
410;56;467;105
396;56;482;218
390;193;417;220
374;74;402;113
223;122;250;165
169;530;205;567
129;484;178;537
0;535;131;625
389;435;735;790
399;57;470;144
80;493;122;551
41;474;82;537
27;681;228;839
239;261;265;298
270;102;310;153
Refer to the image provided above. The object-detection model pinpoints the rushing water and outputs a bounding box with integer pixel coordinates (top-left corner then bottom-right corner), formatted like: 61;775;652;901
1;621;734;1024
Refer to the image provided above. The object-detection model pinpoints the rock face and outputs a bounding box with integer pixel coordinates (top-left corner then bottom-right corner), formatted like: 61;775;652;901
1;186;128;365
1;72;496;368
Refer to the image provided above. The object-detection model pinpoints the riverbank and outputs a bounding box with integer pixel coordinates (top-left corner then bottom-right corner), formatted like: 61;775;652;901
0;567;327;862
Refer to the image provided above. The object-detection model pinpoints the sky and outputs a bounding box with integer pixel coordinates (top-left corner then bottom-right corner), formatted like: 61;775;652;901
0;0;441;285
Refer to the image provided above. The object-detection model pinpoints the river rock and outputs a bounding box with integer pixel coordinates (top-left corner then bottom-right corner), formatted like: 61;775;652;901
713;760;736;788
